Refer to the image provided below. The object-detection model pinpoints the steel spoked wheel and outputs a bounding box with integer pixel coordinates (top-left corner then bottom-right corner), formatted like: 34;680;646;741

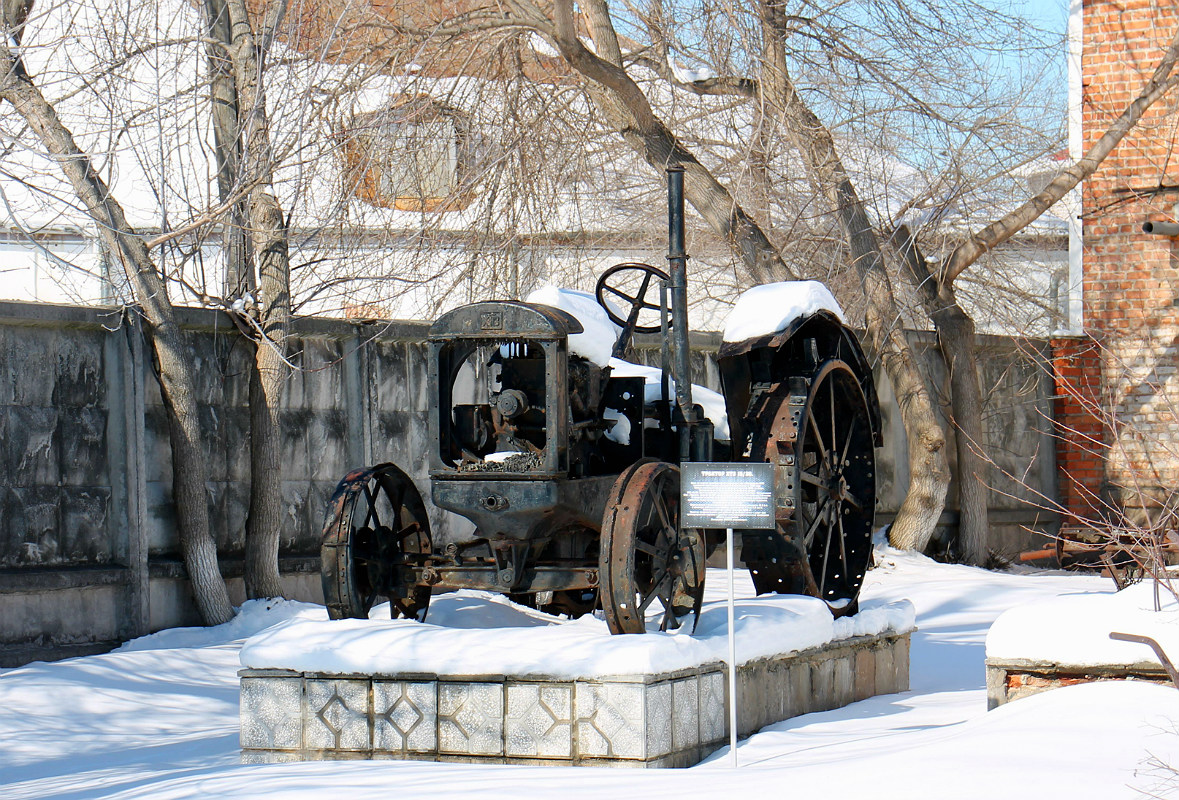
599;461;706;634
745;360;875;615
794;361;876;614
320;463;432;621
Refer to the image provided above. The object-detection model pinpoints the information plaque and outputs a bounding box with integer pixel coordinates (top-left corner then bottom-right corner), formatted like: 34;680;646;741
680;462;776;529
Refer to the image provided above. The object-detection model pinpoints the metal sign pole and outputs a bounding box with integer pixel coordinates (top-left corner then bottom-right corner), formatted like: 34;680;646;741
726;526;738;768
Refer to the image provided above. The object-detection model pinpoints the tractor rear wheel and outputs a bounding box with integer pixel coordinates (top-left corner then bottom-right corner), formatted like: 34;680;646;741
745;361;875;615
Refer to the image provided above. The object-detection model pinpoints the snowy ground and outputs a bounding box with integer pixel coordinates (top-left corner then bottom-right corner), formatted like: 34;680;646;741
3;549;1179;799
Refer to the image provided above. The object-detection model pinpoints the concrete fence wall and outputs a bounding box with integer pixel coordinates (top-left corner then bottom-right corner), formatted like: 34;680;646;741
0;300;1058;666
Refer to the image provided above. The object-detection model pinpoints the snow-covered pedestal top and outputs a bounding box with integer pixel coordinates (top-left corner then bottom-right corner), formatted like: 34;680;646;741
986;580;1179;669
240;591;914;678
985;580;1179;710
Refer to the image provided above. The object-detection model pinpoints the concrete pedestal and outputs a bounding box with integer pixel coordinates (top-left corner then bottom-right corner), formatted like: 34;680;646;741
240;630;910;767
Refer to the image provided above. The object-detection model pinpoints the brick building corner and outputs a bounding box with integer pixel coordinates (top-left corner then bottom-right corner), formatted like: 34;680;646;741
1055;0;1179;527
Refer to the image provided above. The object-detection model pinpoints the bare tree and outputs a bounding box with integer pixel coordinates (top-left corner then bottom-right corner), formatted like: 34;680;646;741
202;0;292;599
0;0;235;623
891;18;1179;562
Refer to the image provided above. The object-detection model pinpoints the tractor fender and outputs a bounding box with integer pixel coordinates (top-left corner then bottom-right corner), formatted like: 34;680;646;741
717;310;883;456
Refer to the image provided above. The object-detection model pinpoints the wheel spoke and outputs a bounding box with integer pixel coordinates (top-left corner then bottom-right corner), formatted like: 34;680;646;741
604;284;638;304
829;382;837;469
801;496;830;546
661;595;679;630
651;490;675;534
395;523;424;551
362;484;382;528
838;511;849;578
819;512;833;597
807;407;829;462
639;570;672;613
839;416;857;466
842;488;864;511
364;583;380;612
800;470;827;489
634;539;663;558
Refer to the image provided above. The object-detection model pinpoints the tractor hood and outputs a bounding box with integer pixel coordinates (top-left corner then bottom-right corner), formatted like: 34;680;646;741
428;301;583;340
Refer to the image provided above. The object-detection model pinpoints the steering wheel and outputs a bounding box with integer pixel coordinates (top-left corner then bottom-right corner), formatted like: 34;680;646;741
595;262;671;335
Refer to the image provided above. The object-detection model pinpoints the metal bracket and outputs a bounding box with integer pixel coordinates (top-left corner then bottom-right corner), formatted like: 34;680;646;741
1109;631;1179;689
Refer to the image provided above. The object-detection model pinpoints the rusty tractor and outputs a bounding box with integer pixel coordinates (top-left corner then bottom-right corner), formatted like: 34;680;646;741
320;167;882;634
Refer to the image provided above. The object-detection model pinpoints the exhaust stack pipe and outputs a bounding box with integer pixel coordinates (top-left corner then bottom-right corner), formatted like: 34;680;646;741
667;166;698;460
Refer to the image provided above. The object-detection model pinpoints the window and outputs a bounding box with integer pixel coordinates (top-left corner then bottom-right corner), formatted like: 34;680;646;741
342;95;477;212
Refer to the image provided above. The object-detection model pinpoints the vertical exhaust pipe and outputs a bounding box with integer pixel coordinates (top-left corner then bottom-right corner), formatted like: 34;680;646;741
667;166;697;459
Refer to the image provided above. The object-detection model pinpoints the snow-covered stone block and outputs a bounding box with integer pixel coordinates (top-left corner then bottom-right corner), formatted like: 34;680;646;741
438;681;504;756
834;654;855;706
304;678;370;751
504;682;573;759
373;680;436;754
239;673;302;751
874;643;897;697
811;657;835;712
984;581;1175;709
854;646;876;701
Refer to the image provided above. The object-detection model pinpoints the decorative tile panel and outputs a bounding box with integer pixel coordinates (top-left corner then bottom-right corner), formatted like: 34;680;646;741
699;670;726;744
438;682;504;756
373;681;436;753
305;678;370;751
671;677;699;751
575;682;645;759
644;681;673;759
505;682;573;758
240;675;302;751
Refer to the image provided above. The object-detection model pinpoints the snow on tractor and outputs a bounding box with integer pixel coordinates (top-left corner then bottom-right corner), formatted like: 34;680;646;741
320;167;882;634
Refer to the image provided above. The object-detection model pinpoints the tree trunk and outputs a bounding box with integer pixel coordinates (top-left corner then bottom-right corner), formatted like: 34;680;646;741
201;0;252;300
867;272;951;551
758;4;950;550
226;0;290;599
938;310;989;564
0;38;235;624
243;191;290;599
246;343;285;598
894;226;988;562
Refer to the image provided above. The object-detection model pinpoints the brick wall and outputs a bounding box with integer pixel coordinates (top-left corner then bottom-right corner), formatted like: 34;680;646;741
1073;0;1179;517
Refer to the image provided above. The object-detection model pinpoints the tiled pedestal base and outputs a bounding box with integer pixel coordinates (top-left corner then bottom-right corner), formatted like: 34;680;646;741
241;631;910;767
